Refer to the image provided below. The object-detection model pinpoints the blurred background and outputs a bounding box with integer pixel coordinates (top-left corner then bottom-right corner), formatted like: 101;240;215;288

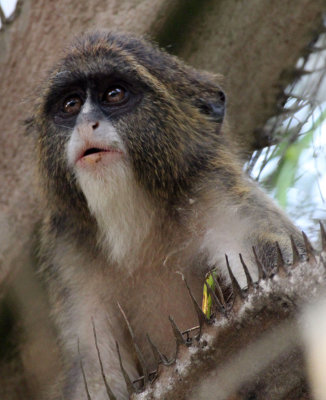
248;32;326;240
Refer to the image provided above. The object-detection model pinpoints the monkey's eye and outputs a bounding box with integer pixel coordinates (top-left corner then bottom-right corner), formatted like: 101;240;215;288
62;96;83;115
103;86;128;105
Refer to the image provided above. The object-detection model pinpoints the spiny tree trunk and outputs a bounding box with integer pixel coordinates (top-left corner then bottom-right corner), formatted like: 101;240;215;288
130;243;326;400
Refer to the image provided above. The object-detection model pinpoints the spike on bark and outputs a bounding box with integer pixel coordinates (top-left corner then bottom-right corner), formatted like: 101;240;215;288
116;341;136;396
239;253;253;291
225;255;245;303
275;242;288;277
181;274;210;337
302;231;316;263
252;247;267;280
91;319;117;400
210;271;227;308
168;315;188;352
117;303;149;385
204;281;226;316
290;235;300;266
146;334;173;367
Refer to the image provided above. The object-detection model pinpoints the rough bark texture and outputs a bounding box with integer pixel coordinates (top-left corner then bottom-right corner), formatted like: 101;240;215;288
131;251;326;400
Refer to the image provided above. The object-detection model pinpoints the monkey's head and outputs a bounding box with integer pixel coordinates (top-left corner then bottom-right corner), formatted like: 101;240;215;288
33;31;227;218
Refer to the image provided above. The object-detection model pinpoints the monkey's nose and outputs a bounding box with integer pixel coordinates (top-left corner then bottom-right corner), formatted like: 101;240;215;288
92;121;99;130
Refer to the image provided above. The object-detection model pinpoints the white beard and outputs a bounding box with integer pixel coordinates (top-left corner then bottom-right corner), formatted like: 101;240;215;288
76;161;155;270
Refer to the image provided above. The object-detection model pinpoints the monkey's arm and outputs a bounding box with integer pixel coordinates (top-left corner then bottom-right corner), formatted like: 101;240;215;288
199;180;304;286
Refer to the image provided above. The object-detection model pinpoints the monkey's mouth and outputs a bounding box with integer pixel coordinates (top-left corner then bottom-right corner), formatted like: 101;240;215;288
83;148;105;157
77;146;123;166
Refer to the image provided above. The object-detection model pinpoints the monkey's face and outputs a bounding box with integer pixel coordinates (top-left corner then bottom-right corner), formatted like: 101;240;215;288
59;79;141;187
36;32;226;212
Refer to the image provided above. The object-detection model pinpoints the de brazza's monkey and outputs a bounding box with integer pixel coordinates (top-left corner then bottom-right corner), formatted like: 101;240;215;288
31;31;303;399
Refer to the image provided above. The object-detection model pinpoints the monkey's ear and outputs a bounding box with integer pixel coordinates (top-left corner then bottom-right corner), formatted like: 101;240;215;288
196;90;226;124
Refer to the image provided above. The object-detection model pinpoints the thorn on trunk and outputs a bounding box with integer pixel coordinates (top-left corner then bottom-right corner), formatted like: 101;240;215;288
204;282;226;316
91;319;117;400
133;370;158;385
169;315;188;354
239;253;253;291
146;334;173;367
320;221;326;252
117;302;149;386
252;247;267;280
210;271;227;308
302;231;316;263
290;235;300;266
77;338;92;400
116;341;136;396
180;273;210;338
225;255;245;303
275;242;287;276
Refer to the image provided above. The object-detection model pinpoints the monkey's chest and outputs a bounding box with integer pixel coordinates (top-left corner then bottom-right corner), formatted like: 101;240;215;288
72;261;205;375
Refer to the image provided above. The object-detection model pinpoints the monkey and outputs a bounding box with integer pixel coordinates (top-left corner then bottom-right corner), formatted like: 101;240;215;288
30;31;304;399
